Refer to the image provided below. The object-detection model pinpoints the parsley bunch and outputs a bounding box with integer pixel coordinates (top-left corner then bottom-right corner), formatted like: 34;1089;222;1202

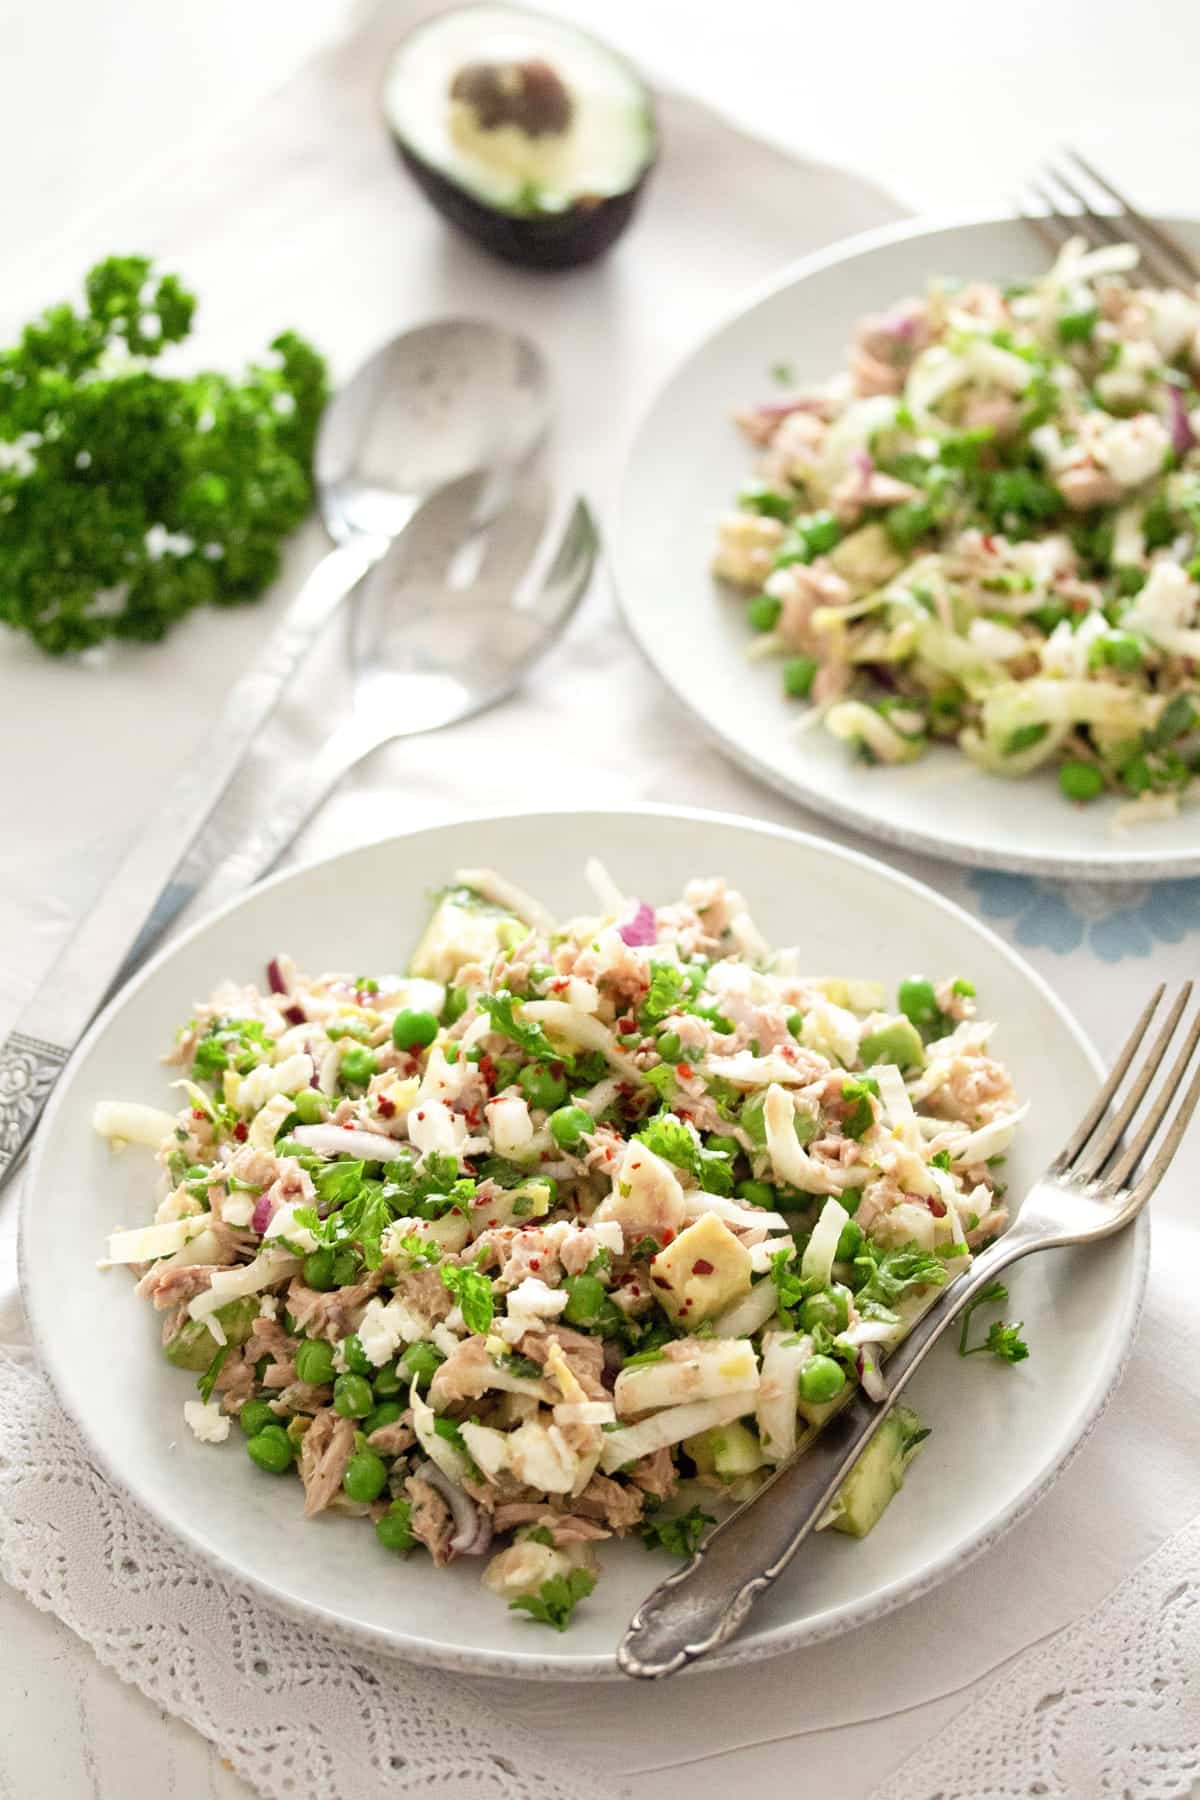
0;255;327;653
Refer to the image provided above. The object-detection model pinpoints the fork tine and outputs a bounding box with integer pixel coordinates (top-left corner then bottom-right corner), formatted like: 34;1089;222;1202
1126;1050;1200;1210
1071;983;1191;1182
1042;162;1177;289
1016;197;1075;258
1049;985;1164;1175
1106;1004;1200;1193
1063;148;1200;286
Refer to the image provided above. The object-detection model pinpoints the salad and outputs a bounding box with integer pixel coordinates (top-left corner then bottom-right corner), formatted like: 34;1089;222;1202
715;237;1200;821
96;867;1024;1631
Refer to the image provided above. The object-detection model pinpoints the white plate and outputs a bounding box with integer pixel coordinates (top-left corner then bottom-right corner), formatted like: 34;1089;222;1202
612;214;1200;881
21;807;1146;1678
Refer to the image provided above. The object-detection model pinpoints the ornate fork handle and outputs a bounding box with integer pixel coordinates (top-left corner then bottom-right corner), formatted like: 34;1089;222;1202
0;1034;71;1170
619;1227;1035;1679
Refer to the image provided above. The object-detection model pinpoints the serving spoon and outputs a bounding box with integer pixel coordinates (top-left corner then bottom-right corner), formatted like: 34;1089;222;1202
158;471;596;928
0;320;550;1191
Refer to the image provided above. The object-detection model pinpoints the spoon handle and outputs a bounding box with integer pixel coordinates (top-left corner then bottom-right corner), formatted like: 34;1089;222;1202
100;539;386;995
177;713;391;922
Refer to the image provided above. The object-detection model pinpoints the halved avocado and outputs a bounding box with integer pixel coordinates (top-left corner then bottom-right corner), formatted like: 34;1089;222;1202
383;5;657;270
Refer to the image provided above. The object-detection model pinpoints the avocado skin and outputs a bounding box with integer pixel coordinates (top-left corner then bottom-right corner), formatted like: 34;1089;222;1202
394;139;654;270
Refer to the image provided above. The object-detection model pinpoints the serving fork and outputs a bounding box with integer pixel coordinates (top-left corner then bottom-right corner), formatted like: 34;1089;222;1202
620;984;1200;1678
1018;148;1200;288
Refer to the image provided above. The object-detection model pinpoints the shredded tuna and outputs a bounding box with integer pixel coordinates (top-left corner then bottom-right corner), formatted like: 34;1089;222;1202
406;1473;455;1565
299;1410;356;1516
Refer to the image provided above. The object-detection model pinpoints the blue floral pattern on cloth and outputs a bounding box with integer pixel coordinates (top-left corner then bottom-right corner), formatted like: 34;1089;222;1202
968;871;1200;963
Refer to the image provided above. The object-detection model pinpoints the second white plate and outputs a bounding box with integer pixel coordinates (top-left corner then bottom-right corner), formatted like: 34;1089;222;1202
613;214;1200;881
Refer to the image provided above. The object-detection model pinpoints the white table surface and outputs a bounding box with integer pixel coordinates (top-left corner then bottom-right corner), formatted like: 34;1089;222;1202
3;1;1200;1793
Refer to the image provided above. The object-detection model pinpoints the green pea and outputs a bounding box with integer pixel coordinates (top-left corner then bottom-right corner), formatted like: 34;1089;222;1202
331;1246;360;1286
492;1055;521;1091
799;1285;851;1334
799;1355;846;1403
340;1046;377;1089
1116;565;1147;596
292;1087;325;1126
787;1010;804;1037
549;1104;591;1150
303;1247;337;1291
898;976;939;1028
239;1399;277;1438
372;1360;403;1398
736;1179;776;1210
1121;753;1153;796
273;1136;307;1160
739;481;793;521
246;1425;295;1474
363;1401;404;1439
341;1333;373;1376
836;1221;864;1262
1095;630;1143;673
656;1031;682;1062
1059;759;1104;802
343;1450;389;1503
392;1007;439;1050
333;1373;374;1419
295;1339;336;1385
517;1061;568;1111
705;1135;740;1159
376;1502;415;1552
747;593;782;632
783;656;817;699
400;1342;445;1388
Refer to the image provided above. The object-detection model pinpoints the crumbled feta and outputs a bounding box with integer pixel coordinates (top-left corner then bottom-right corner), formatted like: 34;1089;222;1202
1098;413;1170;488
406;1098;467;1158
357;1296;410;1366
183;1401;229;1444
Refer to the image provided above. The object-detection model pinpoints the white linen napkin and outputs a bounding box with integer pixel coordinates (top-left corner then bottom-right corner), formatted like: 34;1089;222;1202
3;4;1200;1797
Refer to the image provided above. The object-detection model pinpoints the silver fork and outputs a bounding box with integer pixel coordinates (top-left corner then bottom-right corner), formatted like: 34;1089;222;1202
619;985;1200;1679
1018;149;1200;288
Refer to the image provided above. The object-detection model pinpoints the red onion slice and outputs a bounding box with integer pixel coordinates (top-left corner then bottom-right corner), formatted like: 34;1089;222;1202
292;1124;409;1162
250;1191;277;1235
266;957;289;996
1168;385;1194;457
618;902;656;947
415;1459;493;1557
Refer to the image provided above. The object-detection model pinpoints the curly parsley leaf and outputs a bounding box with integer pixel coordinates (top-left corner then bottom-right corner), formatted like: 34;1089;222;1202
439;1259;495;1335
958;1282;1029;1364
852;1243;948;1311
0;257;327;654
634;1111;734;1195
768;1247;805;1326
477;990;568;1065
638;1505;715;1557
509;1568;597;1632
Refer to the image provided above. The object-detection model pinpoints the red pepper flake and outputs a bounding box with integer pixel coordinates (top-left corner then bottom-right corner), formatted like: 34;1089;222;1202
981;533;997;554
660;1228;674;1246
675;1064;691;1079
692;1259;714;1276
478;1054;497;1089
233;1121;248;1142
530;1258;541;1271
652;1275;671;1290
927;1195;947;1218
617;1015;637;1033
464;1104;482;1129
550;1061;565;1080
550;977;570;994
377;1095;396;1119
284;1005;305;1026
191;1108;206;1122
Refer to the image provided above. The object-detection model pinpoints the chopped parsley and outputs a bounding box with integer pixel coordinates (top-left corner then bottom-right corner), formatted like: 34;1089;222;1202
439;1260;495;1335
852;1243;948;1311
509;1568;596;1632
958;1282;1029;1364
638;1505;715;1557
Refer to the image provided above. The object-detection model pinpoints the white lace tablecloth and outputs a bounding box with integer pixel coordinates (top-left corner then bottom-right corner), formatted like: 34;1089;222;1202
2;3;1200;1796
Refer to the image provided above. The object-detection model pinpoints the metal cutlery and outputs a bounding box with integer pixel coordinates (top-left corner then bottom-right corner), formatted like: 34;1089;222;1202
620;984;1200;1678
1019;149;1200;287
146;472;596;933
0;320;550;1191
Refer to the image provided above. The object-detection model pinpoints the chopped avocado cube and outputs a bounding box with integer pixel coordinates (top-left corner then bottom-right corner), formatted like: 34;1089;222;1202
828;1405;928;1537
409;885;522;983
649;1214;752;1326
685;1420;766;1480
859;1017;926;1072
164;1297;259;1371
